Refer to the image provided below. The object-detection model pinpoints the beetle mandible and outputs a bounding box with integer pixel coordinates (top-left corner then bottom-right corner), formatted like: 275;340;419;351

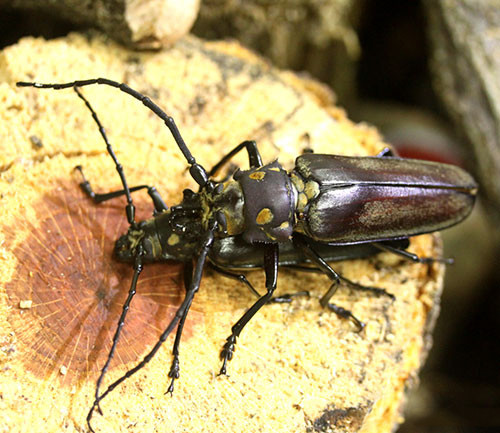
17;78;478;433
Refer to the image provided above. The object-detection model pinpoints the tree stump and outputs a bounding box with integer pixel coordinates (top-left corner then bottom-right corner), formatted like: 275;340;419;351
0;33;444;433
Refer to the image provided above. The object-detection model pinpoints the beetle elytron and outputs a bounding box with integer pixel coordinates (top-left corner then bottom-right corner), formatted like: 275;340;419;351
17;78;477;432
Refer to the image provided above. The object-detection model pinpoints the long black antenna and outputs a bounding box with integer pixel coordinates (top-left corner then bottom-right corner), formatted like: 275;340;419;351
17;78;209;187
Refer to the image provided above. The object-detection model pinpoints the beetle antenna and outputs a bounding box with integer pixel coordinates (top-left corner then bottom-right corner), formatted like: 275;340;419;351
17;78;210;188
87;221;217;431
72;87;139;227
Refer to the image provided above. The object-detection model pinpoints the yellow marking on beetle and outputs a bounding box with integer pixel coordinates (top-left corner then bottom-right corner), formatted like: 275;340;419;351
291;173;304;192
304;180;320;200
249;171;266;180
260;227;277;241
269;167;281;172
297;193;308;211
256;208;273;225
167;234;180;246
279;221;290;229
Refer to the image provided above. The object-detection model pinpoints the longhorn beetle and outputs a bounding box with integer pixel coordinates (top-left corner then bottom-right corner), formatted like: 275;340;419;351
17;79;477;432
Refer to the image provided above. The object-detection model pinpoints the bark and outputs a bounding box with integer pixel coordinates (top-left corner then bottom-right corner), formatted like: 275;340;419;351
3;0;200;49
425;0;500;229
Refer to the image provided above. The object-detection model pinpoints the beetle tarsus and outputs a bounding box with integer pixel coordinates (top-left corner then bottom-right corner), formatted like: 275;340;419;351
270;290;310;303
219;336;236;376
326;303;365;332
339;276;395;301
166;356;180;395
86;402;99;433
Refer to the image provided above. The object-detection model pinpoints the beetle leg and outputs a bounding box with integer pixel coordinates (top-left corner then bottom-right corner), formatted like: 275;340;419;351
372;242;454;264
269;291;311;303
375;147;397;157
208;140;263;178
165;260;194;395
91;244;144;418
17;79;211;188
208;262;261;298
74;166;168;213
87;223;216;433
219;243;279;376
73;87;141;227
209;262;308;303
293;236;365;331
282;264;393;301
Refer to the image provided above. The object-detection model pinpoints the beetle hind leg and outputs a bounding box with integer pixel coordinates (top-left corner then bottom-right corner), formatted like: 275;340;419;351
372;242;454;265
293;235;373;331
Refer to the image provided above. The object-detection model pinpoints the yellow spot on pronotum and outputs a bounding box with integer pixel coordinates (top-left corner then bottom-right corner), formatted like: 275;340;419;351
249;171;266;180
279;221;290;230
167;234;180;246
256;208;273;225
269;167;281;172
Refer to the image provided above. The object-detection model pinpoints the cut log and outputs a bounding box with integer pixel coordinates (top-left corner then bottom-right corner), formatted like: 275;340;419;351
0;33;444;433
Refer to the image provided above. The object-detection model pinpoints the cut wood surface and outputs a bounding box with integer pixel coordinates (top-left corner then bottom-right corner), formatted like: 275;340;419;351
0;34;444;433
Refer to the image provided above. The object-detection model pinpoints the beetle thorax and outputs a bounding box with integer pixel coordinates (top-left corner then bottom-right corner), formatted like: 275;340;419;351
233;161;296;243
201;180;246;236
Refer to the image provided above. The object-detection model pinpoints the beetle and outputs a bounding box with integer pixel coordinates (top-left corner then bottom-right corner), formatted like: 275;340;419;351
17;79;477;432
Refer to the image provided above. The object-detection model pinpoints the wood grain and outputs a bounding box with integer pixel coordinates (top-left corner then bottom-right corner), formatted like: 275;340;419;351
0;33;444;433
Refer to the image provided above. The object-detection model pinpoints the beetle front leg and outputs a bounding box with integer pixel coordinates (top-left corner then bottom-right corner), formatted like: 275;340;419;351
209;140;263;178
87;223;216;433
165;260;194;395
219;243;279;376
74;166;168;213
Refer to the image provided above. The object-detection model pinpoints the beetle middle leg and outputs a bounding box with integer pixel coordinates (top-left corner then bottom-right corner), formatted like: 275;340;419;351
208;262;262;298
209;262;309;303
73;88;168;213
219;243;279;376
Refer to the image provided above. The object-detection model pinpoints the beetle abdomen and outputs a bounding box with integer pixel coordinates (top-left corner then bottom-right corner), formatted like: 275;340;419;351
294;154;477;244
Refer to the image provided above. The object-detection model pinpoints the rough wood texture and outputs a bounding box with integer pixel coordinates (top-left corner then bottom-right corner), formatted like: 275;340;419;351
4;0;200;48
0;34;444;433
425;0;500;227
193;0;360;104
